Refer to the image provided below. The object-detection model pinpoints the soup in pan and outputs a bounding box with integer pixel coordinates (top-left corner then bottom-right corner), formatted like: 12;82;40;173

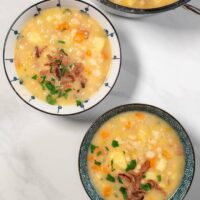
110;0;177;9
14;8;111;105
88;112;185;200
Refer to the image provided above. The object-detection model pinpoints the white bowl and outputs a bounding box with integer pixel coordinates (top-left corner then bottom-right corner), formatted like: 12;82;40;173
3;0;121;115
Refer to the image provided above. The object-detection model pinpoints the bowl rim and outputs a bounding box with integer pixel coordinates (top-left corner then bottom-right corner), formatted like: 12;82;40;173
3;0;122;116
97;0;191;14
78;103;195;200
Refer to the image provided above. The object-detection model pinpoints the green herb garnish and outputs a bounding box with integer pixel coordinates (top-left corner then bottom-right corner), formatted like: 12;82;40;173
105;146;109;151
125;160;137;172
76;99;83;106
58;40;65;44
41;75;46;84
119;187;127;200
140;183;152;191
112;140;119;148
60;49;67;55
142;175;146;179
94;160;101;166
45;81;58;95
111;159;115;172
106;174;115;182
97;151;102;156
46;94;56;105
157;175;162;182
32;74;38;80
118;176;123;184
90;144;97;153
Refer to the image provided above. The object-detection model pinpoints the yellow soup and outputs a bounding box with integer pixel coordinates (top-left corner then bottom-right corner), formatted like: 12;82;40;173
14;8;111;105
110;0;177;9
88;112;185;200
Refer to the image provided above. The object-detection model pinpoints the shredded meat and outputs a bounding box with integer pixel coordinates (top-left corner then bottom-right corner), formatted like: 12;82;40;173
146;179;167;196
42;49;87;91
118;160;165;200
35;46;46;58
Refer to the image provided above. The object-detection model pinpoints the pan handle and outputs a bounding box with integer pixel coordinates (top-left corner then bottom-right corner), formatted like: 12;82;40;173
182;3;200;15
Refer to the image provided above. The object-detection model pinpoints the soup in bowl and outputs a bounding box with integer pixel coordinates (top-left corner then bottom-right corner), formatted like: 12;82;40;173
3;0;121;115
79;104;195;200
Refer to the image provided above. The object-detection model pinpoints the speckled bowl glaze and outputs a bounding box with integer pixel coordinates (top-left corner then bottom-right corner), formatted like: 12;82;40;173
79;104;195;200
95;0;191;18
3;0;121;115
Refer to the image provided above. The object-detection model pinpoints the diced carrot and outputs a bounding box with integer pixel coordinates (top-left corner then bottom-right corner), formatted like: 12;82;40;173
135;112;145;120
162;150;172;159
102;51;109;60
103;186;113;197
85;49;92;57
88;155;94;162
101;130;109;139
102;166;109;174
149;157;156;168
92;165;101;171
74;30;89;43
125;121;133;129
56;22;71;31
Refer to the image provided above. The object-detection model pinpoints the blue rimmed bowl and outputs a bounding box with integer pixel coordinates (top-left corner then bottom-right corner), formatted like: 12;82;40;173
95;0;200;18
79;103;195;200
3;0;121;115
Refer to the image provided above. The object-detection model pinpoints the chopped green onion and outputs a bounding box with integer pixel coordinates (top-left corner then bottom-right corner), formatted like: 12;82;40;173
157;175;162;182
45;81;58;95
90;144;97;154
60;49;67;55
58;40;65;44
106;174;115;182
94;160;101;166
76;99;83;106
105;146;109;151
112;140;119;148
119;187;127;200
32;74;38;80
140;183;152;191
40;75;46;84
111;159;115;172
118;176;123;184
96;152;101;156
46;95;56;105
125;160;137;172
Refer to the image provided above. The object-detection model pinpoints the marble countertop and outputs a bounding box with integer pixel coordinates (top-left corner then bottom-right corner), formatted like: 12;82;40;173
0;0;200;199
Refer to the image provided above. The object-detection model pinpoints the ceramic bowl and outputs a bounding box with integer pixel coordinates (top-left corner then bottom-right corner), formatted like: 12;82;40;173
3;0;121;115
95;0;191;18
79;104;195;200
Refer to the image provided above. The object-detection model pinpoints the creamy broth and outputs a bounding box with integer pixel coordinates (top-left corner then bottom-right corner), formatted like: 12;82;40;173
14;8;111;105
110;0;177;9
88;112;185;200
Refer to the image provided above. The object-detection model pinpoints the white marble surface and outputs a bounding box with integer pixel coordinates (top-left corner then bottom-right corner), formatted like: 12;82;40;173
0;0;200;199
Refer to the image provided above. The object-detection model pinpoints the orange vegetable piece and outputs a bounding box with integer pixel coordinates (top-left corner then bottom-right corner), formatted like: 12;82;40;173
149;157;156;168
86;50;92;57
56;22;71;31
92;165;101;171
102;166;109;174
102;51;109;60
88;155;94;162
103;186;113;197
101;130;109;139
162;150;172;159
126;121;133;129
74;30;89;43
135;112;145;120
